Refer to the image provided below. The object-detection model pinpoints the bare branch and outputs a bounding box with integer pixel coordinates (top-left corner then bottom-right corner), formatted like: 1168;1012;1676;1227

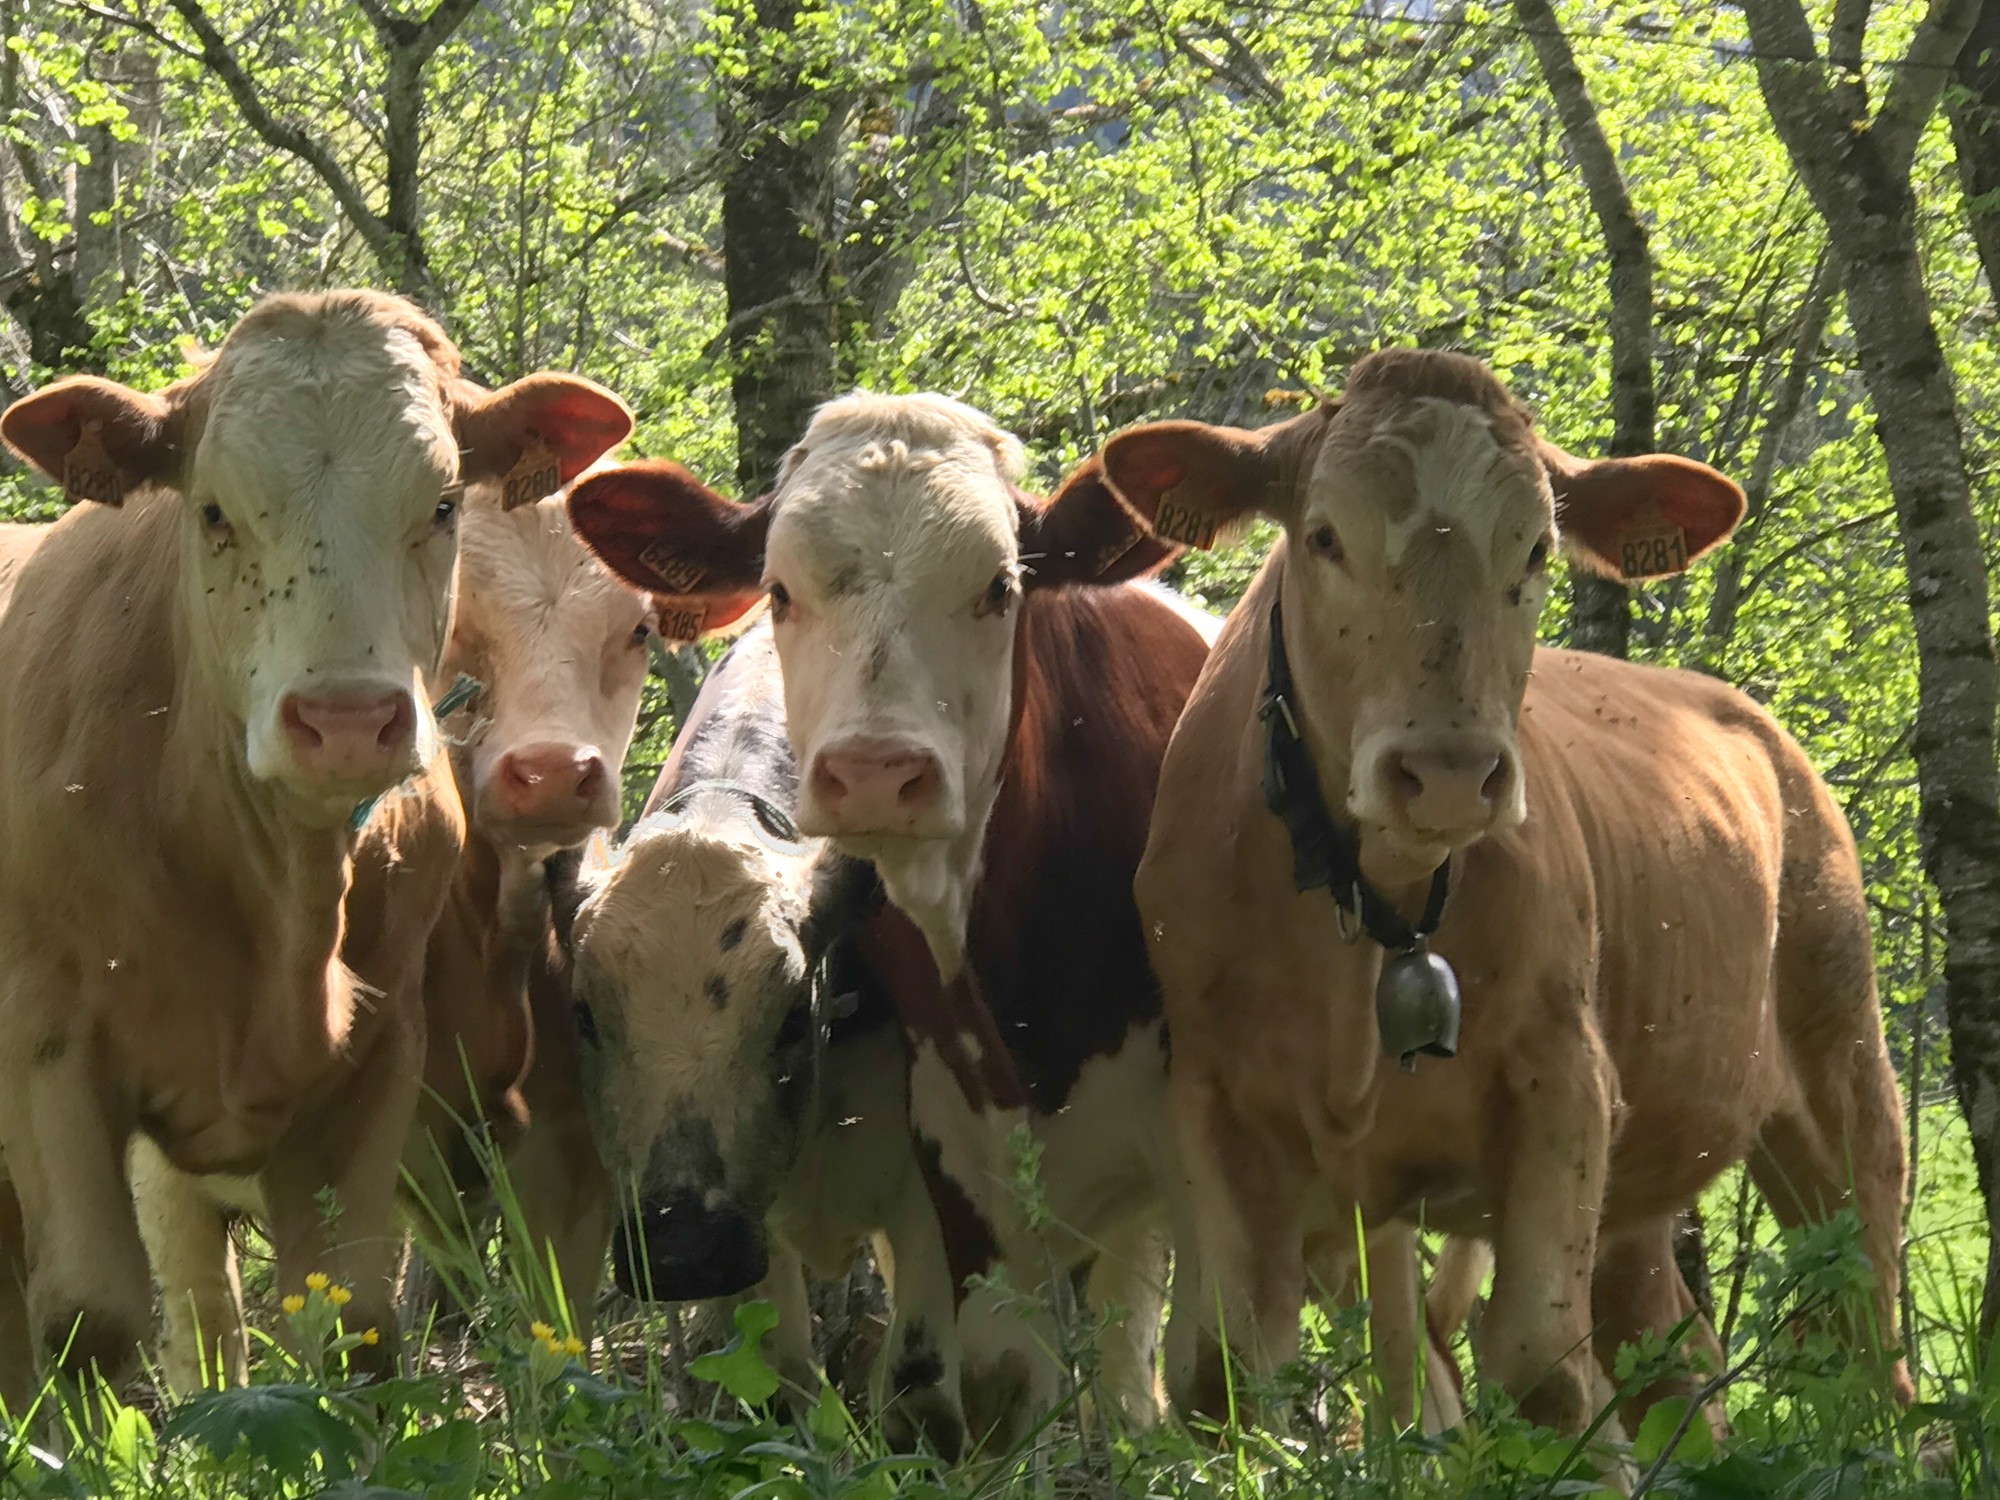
411;0;485;66
55;1;203;62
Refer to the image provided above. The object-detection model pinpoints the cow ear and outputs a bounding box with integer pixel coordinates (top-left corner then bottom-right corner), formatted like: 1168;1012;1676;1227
457;373;634;503
567;459;771;642
0;375;185;506
1099;406;1331;550
1017;459;1180;591
1545;444;1746;582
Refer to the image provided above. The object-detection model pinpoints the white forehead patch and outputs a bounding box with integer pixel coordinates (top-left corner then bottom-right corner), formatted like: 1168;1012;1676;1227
1370;399;1538;569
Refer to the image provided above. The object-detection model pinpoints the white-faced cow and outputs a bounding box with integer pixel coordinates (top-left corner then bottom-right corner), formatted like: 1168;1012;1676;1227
1081;348;1908;1437
561;618;1173;1451
565;395;1211;1453
128;468;655;1390
0;290;630;1405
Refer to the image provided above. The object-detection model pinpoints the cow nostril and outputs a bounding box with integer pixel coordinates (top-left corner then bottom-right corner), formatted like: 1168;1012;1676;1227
1387;752;1424;806
811;757;850;803
376;694;414;750
1479;757;1508;805
575;756;605;797
896;759;940;807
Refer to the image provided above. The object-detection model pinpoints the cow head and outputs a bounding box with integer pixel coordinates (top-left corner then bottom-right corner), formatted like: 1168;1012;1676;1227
0;291;632;824
563;794;874;1300
566;393;1172;967
1092;350;1745;885
444;482;657;853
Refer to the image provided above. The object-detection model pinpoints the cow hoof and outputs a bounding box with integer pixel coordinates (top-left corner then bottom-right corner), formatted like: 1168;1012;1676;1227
962;1348;1036;1454
882;1384;965;1463
39;1305;144;1383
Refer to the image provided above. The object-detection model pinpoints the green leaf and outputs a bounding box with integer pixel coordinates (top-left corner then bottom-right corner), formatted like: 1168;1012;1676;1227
163;1385;366;1478
1632;1396;1718;1467
689;1299;783;1406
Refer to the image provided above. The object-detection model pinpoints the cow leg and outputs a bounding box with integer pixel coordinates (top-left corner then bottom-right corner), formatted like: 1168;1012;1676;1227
1591;1220;1726;1441
1479;1024;1612;1436
1085;1221;1167;1430
0;1181;33;1414
504;1115;612;1335
762;1244;820;1413
260;1019;423;1377
1167;1063;1309;1423
128;1139;247;1391
873;1206;967;1460
2;1021;152;1382
958;1273;1064;1457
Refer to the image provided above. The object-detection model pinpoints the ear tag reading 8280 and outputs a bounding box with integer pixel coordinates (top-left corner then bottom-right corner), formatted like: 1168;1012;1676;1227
1374;939;1461;1070
63;422;125;505
500;434;563;510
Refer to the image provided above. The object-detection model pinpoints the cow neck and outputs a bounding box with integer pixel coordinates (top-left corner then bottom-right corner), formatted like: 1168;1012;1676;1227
1260;594;1450;953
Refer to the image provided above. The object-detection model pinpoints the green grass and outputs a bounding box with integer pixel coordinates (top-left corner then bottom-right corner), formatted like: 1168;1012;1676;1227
3;1107;1994;1499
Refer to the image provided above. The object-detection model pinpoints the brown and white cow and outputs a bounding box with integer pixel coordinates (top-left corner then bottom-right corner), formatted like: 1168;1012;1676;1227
566;395;1210;1454
1079;348;1909;1437
129;473;656;1389
0;290;629;1405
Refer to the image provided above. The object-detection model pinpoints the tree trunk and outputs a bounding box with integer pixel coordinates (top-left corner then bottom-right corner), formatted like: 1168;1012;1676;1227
717;0;842;492
1514;0;1643;660
1742;0;2000;1343
1950;4;2000;302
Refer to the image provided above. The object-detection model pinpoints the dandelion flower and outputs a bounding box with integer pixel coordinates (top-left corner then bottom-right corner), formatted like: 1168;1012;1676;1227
530;1321;556;1342
562;1335;584;1357
326;1285;353;1307
305;1272;330;1292
282;1295;306;1315
540;1336;563;1355
360;1328;381;1346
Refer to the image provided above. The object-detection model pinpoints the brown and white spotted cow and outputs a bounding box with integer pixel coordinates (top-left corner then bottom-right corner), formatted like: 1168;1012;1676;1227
127;470;656;1389
0;291;629;1406
566;395;1213;1455
1078;348;1909;1438
560;617;1177;1451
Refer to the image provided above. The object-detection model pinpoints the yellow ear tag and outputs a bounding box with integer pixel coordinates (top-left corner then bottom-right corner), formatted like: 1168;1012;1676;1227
500;434;563;510
1617;511;1689;581
654;601;710;641
1153;487;1221;550
639;541;708;596
62;422;125;505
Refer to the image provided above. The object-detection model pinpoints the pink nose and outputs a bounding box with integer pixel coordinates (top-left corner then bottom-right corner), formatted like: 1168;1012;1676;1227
1370;738;1517;837
809;739;943;831
489;743;608;824
281;690;416;784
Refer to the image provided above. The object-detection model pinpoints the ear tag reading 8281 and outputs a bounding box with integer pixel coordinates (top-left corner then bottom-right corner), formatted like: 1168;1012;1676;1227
1152;482;1222;550
1616;502;1688;581
500;434;563;510
63;422;125;505
1374;938;1461;1070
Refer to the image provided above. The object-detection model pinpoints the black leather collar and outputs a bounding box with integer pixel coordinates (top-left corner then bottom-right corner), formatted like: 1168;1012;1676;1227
1260;596;1450;951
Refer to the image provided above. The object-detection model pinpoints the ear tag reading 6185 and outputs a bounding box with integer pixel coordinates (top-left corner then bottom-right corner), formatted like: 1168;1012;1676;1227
63;422;125;505
500;434;563;510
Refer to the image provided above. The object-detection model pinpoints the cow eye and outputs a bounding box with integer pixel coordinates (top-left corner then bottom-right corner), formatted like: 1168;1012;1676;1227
630;620;652;647
1526;537;1552;575
974;570;1017;619
199;502;232;539
572;1002;599;1046
1307;524;1343;562
773;1002;811;1054
432;496;459;532
768;581;792;622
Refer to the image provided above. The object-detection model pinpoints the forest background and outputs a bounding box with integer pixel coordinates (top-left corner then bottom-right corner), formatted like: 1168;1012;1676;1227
2;0;1998;1494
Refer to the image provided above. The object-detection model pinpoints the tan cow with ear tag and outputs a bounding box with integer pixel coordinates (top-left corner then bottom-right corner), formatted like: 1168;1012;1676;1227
1080;348;1908;1441
0;290;630;1404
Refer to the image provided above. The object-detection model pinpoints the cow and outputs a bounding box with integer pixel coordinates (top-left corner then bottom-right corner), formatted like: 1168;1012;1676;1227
0;289;630;1407
126;468;657;1390
1069;347;1909;1440
564;394;1217;1455
561;616;1175;1450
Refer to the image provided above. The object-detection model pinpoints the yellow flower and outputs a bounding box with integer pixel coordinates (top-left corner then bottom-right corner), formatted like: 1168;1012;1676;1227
282;1295;306;1315
539;1336;563;1356
360;1328;381;1347
305;1272;330;1292
530;1321;556;1342
326;1285;353;1307
562;1335;584;1357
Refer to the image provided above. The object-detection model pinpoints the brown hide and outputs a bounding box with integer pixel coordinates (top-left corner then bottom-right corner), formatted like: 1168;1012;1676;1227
1141;559;1908;1434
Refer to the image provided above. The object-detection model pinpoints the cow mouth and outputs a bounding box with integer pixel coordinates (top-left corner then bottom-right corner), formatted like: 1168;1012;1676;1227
610;1202;770;1302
